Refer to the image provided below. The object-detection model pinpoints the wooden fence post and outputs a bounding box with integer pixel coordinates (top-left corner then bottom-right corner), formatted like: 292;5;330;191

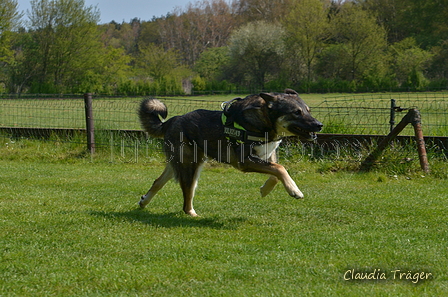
361;108;430;173
410;109;430;173
84;93;95;155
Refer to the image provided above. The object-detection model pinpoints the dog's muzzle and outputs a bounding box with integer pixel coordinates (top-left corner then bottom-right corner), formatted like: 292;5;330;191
292;126;320;142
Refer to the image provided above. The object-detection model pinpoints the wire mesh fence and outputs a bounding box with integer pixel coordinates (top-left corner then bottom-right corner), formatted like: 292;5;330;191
1;93;447;165
314;92;448;136
0;97;216;130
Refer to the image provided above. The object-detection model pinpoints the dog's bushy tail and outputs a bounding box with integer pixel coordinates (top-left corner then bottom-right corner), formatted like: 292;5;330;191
138;99;168;138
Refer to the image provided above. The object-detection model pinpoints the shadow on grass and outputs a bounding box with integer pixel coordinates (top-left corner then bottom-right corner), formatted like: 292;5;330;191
90;209;247;230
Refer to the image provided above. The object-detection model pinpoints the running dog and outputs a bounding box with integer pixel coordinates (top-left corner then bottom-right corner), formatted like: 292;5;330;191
138;89;323;216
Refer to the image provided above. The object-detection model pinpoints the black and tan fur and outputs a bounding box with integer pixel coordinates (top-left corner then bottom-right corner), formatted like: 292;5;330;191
138;89;323;216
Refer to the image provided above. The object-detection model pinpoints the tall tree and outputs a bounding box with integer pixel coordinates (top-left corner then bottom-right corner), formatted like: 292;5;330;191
359;0;407;44
25;0;101;93
236;0;292;21
136;19;163;48
283;0;330;90
194;46;229;81
158;0;238;66
0;0;22;90
390;37;433;89
429;39;448;80
361;0;448;48
332;2;387;81
228;20;285;88
136;43;181;80
0;0;21;63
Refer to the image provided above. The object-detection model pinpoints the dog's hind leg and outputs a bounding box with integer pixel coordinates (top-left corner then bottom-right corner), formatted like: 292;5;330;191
260;175;279;197
139;164;174;209
179;162;204;217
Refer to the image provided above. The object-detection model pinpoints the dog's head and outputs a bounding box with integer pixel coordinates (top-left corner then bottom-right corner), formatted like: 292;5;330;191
224;89;322;141
260;89;323;140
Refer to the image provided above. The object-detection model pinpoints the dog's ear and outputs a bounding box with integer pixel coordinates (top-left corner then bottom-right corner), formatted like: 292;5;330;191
284;88;299;95
259;93;277;109
260;93;276;102
242;103;262;111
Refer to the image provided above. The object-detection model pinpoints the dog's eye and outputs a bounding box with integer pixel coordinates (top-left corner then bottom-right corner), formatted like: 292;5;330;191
294;110;302;116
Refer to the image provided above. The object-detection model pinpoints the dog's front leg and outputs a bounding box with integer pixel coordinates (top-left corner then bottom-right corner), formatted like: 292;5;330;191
241;161;304;199
273;163;303;199
284;176;304;199
260;175;279;197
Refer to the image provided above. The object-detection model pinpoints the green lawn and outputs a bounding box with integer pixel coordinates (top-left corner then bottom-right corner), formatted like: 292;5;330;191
1;156;447;296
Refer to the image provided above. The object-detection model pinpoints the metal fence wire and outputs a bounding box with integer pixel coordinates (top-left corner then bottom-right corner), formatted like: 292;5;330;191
314;93;448;136
0;96;222;130
1;93;447;164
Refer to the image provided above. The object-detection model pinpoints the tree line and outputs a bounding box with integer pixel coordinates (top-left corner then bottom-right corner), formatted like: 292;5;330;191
1;0;448;95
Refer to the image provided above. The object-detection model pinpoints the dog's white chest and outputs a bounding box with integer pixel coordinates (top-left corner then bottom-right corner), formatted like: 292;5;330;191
253;140;281;161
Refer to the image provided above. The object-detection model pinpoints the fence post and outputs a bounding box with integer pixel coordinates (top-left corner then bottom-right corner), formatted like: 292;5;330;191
410;109;430;173
361;109;411;171
360;108;430;173
84;93;95;155
389;99;396;132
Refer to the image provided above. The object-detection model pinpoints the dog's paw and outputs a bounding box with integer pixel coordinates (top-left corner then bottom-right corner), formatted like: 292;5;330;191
139;195;147;209
185;209;199;217
284;180;304;199
289;189;304;199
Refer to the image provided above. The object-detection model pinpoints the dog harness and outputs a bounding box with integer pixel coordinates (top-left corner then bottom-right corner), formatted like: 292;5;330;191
220;98;269;143
221;113;268;143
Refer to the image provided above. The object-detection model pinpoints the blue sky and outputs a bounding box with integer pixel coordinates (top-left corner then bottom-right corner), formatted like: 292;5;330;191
16;0;193;23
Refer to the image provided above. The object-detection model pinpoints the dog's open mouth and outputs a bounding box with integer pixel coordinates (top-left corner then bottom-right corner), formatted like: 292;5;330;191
308;132;318;141
292;127;318;141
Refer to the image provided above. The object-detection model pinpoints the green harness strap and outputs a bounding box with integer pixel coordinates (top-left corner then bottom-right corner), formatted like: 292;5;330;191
221;113;267;143
222;113;245;130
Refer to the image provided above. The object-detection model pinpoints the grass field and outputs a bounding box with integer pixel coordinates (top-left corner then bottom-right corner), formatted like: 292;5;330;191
1;148;447;295
1;92;447;295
